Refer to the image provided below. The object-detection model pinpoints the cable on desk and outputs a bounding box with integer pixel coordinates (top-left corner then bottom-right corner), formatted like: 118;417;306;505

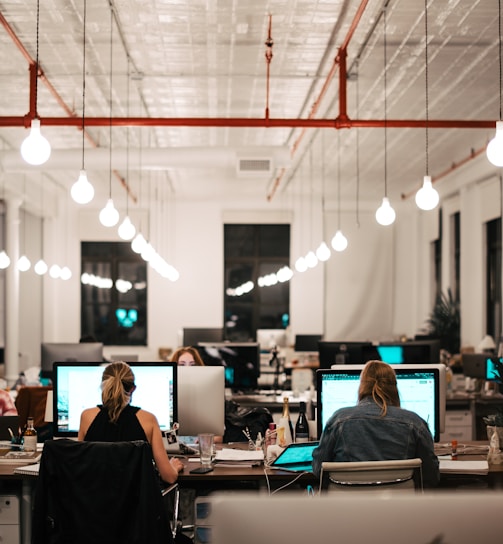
262;467;311;495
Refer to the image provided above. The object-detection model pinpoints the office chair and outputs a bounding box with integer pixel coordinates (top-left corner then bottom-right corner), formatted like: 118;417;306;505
319;458;423;494
32;439;175;544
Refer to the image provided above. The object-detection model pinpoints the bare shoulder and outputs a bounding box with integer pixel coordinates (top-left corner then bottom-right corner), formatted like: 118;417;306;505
136;408;158;427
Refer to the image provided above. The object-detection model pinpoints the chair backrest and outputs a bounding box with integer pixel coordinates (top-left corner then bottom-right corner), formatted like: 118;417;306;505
32;439;173;544
319;458;423;493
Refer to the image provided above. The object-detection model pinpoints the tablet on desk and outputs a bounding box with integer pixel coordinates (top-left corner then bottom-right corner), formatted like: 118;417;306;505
269;441;319;472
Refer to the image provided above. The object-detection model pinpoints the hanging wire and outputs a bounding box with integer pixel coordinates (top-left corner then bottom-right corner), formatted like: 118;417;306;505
81;0;87;170
383;3;388;198
126;58;130;217
424;0;429;176
355;57;361;228
108;5;113;199
337;130;341;230
499;0;502;121
34;0;40;116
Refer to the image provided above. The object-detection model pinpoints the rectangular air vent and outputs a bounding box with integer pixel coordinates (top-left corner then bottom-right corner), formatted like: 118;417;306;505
237;158;272;176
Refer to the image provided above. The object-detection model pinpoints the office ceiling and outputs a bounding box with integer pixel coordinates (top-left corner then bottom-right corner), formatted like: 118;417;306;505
0;0;499;218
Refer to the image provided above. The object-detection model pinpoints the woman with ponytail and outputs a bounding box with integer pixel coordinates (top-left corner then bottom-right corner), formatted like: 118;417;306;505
78;361;184;484
312;360;439;487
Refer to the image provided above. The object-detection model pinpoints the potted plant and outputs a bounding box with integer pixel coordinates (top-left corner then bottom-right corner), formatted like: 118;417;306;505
421;288;460;355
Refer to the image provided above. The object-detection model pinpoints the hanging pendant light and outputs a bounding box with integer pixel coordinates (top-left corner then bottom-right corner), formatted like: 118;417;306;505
99;7;119;228
331;131;349;251
376;5;396;226
20;0;51;165
316;242;331;261
487;0;503;166
17;254;31;272
416;0;439;211
34;258;48;275
118;62;136;241
71;1;94;204
0;251;10;270
49;264;61;279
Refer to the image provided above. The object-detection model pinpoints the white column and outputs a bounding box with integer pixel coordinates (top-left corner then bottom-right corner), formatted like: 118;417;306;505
4;197;22;385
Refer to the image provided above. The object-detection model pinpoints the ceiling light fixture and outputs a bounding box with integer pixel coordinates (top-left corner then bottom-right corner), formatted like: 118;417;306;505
118;61;136;241
71;0;94;205
99;7;119;228
20;0;51;166
416;0;439;211
487;0;503;166
376;4;396;226
17;203;31;272
332;131;348;251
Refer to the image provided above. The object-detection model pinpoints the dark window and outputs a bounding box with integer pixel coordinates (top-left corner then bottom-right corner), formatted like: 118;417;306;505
224;224;290;341
81;242;147;345
486;218;501;342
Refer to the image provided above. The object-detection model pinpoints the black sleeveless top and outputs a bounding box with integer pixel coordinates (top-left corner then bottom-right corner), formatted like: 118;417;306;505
84;404;148;442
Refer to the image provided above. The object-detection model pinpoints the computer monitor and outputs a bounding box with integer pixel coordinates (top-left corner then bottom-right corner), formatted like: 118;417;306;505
41;342;104;380
376;344;404;364
462;353;488;378
182;327;224;346
195;342;260;392
316;364;446;442
317;341;378;369
52;362;177;438
486;357;502;381
256;329;288;350
177;366;225;437
294;334;322;352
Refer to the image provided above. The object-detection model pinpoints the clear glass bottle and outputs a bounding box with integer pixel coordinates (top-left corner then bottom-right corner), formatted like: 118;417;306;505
23;417;37;452
295;401;310;443
281;397;294;444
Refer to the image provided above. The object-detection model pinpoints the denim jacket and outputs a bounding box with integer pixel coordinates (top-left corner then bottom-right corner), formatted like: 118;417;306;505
312;397;440;487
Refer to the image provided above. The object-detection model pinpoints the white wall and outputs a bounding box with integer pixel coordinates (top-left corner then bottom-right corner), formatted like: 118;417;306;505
5;151;503;374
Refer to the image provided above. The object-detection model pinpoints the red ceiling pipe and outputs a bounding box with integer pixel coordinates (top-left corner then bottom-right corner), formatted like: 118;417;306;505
0;115;495;130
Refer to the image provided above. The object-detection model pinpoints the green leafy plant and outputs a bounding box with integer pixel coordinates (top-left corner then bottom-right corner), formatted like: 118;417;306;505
422;288;460;355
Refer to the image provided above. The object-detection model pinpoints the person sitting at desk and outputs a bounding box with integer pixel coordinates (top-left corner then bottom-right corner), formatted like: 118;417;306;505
312;360;440;488
171;346;205;366
0;389;17;416
78;361;184;485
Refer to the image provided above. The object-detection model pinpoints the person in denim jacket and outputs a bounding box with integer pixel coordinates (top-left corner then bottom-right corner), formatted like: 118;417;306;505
312;360;440;487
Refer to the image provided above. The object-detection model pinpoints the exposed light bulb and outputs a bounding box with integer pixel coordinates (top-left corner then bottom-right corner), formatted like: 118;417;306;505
71;169;95;204
375;196;396;226
0;251;10;269
118;216;136;240
305;251;318;268
331;230;348;252
487;121;503;167
141;243;155;262
316;242;331;262
60;266;72;280
295;256;308;273
34;259;48;275
16;255;31;272
131;233;147;254
20;119;51;165
49;264;61;279
415;175;439;211
99;198;119;227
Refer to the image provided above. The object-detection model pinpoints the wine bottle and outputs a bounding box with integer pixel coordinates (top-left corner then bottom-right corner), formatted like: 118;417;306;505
23;417;38;452
295;401;310;443
279;397;294;446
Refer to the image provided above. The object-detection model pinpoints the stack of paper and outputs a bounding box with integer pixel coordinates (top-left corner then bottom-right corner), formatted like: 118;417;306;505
214;449;264;466
439;459;489;475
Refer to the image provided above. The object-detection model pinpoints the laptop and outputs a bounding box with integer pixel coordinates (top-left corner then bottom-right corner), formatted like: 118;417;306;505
269;441;319;472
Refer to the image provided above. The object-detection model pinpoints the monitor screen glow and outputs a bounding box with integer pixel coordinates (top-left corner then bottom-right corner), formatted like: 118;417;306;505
53;362;177;437
316;364;445;442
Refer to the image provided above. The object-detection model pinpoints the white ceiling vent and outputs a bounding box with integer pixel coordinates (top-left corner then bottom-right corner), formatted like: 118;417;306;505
237;157;273;176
